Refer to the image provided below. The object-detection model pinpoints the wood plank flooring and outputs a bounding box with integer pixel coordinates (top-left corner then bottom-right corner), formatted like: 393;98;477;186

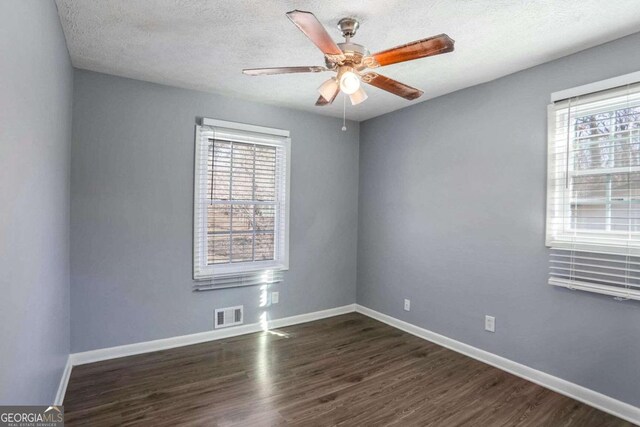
64;313;632;426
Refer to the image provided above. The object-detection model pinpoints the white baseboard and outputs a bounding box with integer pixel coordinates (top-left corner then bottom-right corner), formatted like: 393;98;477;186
70;304;356;366
61;302;639;424
355;304;640;425
54;356;72;405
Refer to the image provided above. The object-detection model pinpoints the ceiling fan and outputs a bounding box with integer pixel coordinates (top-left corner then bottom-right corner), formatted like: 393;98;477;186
243;10;455;107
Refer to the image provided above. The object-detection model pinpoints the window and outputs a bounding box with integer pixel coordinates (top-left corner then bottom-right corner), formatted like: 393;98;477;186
193;118;290;287
546;80;640;300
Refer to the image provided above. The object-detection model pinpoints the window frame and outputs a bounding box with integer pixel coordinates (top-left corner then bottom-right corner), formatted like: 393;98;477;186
193;118;291;281
546;75;640;301
546;80;640;257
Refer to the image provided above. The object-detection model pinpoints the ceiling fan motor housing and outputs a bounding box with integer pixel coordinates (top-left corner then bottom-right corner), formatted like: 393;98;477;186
325;42;369;70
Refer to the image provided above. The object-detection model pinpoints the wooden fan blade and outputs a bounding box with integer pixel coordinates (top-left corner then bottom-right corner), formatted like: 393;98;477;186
361;73;424;100
316;96;330;106
243;66;327;76
315;85;339;106
286;10;345;60
370;34;454;67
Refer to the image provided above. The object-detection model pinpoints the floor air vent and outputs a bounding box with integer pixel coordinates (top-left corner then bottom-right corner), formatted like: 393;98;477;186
214;305;244;329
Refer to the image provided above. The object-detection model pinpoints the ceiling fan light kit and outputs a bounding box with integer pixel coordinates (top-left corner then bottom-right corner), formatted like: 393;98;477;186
242;9;455;112
349;86;368;106
337;66;360;95
318;77;340;101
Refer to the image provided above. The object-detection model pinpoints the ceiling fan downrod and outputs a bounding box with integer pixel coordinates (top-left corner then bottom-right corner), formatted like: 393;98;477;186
337;17;359;42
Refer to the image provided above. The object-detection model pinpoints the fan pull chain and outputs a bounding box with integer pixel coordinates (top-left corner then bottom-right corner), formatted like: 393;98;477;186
342;94;347;131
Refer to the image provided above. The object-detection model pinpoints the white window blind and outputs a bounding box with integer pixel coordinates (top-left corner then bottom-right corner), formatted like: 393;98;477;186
193;119;290;289
547;82;640;301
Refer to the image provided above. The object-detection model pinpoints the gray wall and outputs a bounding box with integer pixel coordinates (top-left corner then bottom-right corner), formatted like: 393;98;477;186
358;32;640;407
0;1;72;404
70;70;359;352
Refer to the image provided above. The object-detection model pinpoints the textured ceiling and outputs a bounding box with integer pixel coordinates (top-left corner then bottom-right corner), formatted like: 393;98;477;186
55;0;640;121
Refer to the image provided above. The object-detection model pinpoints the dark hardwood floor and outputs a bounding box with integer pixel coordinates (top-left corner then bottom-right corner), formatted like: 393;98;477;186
64;313;632;426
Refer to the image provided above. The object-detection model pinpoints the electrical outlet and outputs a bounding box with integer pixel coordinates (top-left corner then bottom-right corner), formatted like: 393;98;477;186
404;299;411;311
485;315;495;333
272;291;279;304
